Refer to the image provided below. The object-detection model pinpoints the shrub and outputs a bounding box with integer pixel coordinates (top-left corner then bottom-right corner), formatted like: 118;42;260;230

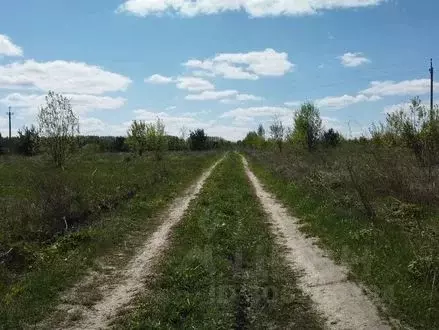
17;125;40;156
127;120;148;156
322;128;342;148
189;129;208;151
269;116;284;152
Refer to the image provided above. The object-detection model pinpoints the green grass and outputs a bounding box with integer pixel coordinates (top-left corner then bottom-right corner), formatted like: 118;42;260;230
116;152;322;329
0;151;220;329
246;151;439;330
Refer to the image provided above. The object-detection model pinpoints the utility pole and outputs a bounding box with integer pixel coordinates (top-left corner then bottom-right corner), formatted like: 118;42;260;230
430;58;434;112
6;107;14;140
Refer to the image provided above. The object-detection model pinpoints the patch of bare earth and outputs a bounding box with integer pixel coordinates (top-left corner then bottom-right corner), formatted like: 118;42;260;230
40;158;223;330
242;156;391;330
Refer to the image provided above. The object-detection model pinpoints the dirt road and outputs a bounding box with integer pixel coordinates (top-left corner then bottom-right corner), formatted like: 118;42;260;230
242;156;390;330
44;157;224;330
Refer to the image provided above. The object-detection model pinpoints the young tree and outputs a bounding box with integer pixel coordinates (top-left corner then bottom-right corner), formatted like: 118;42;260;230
291;102;322;151
322;128;342;148
127;120;147;156
38;91;79;167
17;125;40;156
146;118;167;160
189;129;208;150
270;116;284;152
257;124;265;139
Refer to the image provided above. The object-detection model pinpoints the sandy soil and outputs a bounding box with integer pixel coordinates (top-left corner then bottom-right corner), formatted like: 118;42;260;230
45;157;223;330
242;156;391;330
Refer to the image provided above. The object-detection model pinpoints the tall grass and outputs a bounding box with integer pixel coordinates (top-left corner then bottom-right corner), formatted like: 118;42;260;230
117;153;322;329
0;151;219;328
246;143;439;329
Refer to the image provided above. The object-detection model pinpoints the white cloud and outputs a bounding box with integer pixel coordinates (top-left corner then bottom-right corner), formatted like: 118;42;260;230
221;106;291;120
117;0;385;18
182;110;211;117
133;108;250;141
361;79;439;97
184;48;293;80
221;93;264;104
383;102;411;115
0;93;126;116
0;60;131;94
165;105;177;111
0;34;23;57
176;76;214;91
383;99;430;114
284;100;302;107
186;89;238;101
338;52;370;67
145;74;174;84
80;117;130;136
315;94;381;109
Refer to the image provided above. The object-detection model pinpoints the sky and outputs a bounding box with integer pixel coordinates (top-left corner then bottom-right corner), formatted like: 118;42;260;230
0;0;438;141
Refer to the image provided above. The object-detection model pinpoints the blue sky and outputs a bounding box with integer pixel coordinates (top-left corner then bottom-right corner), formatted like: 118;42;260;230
0;0;438;140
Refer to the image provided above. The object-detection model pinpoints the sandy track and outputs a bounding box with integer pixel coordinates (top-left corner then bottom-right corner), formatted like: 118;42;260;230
51;157;223;330
242;156;391;330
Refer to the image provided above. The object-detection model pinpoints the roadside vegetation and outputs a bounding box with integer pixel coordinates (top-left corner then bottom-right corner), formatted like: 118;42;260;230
0;91;225;328
116;153;322;329
242;99;439;329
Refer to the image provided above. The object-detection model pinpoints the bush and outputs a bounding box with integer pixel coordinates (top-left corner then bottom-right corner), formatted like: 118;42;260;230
322;128;342;148
189;129;207;151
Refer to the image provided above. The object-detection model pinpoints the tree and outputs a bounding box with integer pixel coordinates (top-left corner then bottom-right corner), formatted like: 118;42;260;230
270;116;284;152
257;124;265;139
146;118;167;160
243;130;264;149
291;102;322;151
374;97;439;169
38;91;79;167
17;125;40;156
127;120;147;156
322;128;342;148
189;129;208;151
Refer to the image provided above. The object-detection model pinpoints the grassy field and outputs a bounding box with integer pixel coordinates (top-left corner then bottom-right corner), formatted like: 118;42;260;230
0;151;219;328
116;152;322;329
246;147;439;329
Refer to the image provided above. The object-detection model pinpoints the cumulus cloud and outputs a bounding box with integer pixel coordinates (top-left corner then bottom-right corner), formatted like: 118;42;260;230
383;99;430;114
117;0;385;17
134;109;251;141
145;74;174;84
186;90;238;101
315;94;381;109
221;106;292;120
0;60;132;94
184;49;294;80
0;34;23;57
221;93;264;104
176;76;214;91
338;52;370;67
284;100;302;107
361;79;439;97
0;93;126;116
80;117;131;136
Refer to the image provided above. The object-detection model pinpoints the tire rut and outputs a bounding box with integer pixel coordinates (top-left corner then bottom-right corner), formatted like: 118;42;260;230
242;156;391;330
44;157;224;330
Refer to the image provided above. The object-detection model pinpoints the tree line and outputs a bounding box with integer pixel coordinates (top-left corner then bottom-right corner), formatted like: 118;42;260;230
241;97;439;169
240;102;342;151
0;91;231;166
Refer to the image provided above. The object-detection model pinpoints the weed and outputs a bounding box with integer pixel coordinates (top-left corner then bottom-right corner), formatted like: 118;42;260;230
116;153;322;329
